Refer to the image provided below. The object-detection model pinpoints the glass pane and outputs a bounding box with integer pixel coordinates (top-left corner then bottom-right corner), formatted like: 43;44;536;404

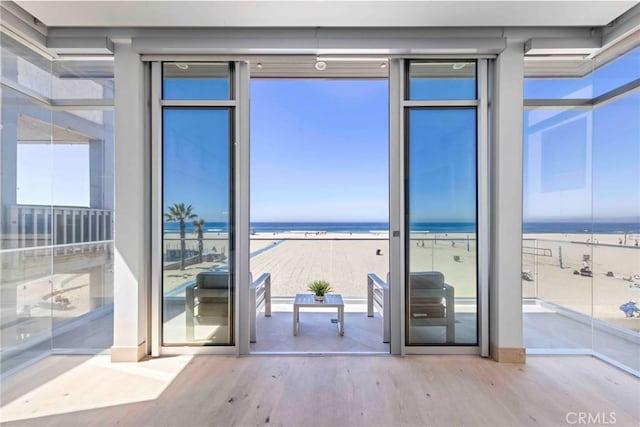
162;108;233;345
51;109;115;350
522;108;594;351
1;33;116;371
163;63;231;100
406;108;477;345
0;248;53;374
408;61;476;100
1;84;54;374
524;78;593;100
524;46;640;100
592;92;640;372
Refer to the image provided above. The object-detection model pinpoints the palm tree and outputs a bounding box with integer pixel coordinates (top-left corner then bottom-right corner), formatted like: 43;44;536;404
164;203;197;270
193;218;206;264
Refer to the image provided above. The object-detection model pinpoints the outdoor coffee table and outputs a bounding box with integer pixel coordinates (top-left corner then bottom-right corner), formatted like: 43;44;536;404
293;293;344;336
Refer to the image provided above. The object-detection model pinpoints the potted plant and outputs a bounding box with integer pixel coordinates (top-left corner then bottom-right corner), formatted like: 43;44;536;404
308;280;332;302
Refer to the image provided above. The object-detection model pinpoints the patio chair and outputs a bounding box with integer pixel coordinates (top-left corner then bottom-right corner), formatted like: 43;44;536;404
185;271;232;342
408;271;455;343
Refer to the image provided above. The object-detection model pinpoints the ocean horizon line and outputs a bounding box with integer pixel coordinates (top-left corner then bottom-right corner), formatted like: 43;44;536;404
163;220;640;234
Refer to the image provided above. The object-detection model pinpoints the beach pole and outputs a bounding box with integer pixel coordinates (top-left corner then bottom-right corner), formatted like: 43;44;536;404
467;235;470;252
558;245;563;269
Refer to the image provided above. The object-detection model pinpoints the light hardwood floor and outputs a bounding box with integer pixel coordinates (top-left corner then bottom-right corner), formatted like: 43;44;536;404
1;355;639;427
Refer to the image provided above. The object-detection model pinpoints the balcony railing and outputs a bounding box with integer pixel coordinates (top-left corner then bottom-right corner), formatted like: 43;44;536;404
3;204;113;249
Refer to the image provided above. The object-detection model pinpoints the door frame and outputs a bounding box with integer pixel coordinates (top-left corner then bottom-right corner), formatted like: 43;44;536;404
389;58;490;355
149;56;490;356
150;61;246;356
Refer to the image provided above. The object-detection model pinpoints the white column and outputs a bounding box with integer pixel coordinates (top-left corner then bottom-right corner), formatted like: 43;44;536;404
236;62;250;354
112;40;149;362
490;40;525;363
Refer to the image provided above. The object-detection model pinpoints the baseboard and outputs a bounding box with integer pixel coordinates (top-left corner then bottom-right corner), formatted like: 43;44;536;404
111;342;147;362
491;343;526;363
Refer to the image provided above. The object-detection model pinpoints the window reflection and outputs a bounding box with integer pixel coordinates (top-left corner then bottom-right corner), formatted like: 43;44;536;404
162;108;234;345
406;108;478;345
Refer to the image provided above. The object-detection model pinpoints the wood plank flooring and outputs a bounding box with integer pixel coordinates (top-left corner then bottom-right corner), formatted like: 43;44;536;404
1;355;639;426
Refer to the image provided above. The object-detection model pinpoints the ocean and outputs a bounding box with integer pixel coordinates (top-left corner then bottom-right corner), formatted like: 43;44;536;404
163;221;640;234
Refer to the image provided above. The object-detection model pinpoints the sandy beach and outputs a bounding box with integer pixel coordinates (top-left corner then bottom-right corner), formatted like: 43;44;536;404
18;230;634;334
523;233;640;331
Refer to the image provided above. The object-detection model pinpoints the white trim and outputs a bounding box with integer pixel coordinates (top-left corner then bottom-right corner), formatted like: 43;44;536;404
141;54;498;62
388;58;404;356
477;59;490;358
236;61;251;355
132;35;506;55
161;99;237;107
150;61;162;357
160;347;238;356
403;99;479;107
401;59;486;352
250;352;391;356
403;346;481;355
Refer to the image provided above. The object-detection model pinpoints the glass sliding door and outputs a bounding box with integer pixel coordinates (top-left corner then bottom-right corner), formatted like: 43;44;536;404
404;61;479;346
161;63;235;346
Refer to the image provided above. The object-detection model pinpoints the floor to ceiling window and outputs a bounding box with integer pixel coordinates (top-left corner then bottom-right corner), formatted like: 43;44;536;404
1;33;115;375
405;60;479;346
161;63;235;346
523;45;640;374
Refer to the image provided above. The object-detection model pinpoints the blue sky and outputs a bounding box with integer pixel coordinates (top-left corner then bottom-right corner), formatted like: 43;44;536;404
250;80;388;222
408;108;476;222
163;108;230;222
522;47;639;222
16;50;640;223
17;144;89;206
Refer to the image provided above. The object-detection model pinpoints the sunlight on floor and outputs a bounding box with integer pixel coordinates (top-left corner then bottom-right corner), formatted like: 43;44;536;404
0;354;193;423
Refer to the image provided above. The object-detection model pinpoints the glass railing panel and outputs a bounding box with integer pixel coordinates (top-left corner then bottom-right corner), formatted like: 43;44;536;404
524;238;594;350
0;247;53;375
51;242;114;350
592;241;640;372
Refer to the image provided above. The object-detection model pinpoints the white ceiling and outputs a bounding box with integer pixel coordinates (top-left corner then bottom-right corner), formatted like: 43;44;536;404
15;1;639;28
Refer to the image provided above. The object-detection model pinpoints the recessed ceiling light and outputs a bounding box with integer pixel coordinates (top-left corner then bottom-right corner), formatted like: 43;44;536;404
257;63;263;68
380;63;387;68
452;63;466;70
315;61;327;71
175;63;189;70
